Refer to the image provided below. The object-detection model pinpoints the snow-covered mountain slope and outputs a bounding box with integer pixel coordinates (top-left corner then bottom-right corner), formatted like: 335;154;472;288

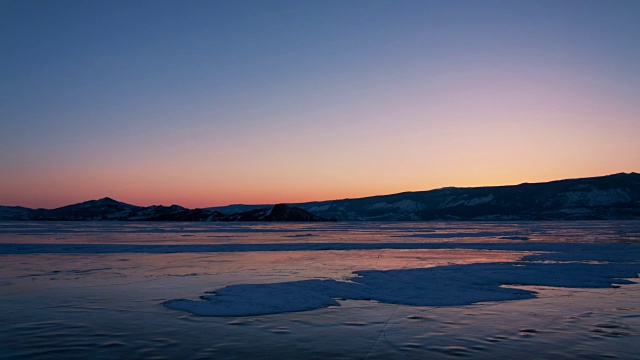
287;173;640;220
0;206;33;220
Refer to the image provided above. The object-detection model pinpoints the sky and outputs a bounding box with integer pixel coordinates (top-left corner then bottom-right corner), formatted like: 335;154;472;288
2;0;640;209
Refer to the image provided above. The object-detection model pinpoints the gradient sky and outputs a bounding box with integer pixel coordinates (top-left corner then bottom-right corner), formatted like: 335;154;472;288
2;0;640;209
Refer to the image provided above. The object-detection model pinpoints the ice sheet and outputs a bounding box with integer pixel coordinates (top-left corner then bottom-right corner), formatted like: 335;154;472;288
1;221;639;359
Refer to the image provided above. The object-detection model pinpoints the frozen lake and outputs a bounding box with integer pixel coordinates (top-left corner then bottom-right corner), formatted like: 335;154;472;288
1;221;639;359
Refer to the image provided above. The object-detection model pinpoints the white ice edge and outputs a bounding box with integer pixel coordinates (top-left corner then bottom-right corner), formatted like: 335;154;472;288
163;244;640;316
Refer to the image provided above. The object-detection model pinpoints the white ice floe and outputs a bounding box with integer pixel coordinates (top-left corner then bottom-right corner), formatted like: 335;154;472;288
164;253;640;316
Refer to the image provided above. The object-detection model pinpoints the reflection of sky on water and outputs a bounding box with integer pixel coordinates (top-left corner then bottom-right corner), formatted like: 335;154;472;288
0;221;639;358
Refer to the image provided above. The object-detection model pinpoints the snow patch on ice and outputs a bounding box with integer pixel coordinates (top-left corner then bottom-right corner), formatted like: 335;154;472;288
165;280;341;316
163;261;639;316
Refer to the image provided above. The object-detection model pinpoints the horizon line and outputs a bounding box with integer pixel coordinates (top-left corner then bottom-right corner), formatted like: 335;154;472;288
2;171;636;210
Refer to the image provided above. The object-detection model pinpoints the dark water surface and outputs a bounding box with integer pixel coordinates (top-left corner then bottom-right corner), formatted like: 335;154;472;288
1;221;639;359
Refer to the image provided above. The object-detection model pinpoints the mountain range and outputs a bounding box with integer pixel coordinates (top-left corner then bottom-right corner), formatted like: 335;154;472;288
1;173;639;221
281;172;640;221
0;201;330;222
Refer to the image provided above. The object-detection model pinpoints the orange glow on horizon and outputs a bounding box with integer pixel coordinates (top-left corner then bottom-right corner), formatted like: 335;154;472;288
2;2;640;210
2;168;636;209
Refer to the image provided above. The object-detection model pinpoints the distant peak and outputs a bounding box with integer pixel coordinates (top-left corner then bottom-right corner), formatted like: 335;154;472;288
92;197;137;207
608;172;637;176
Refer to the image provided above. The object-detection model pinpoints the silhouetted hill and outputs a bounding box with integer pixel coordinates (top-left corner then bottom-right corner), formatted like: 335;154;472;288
0;200;331;222
209;173;640;221
219;203;330;221
29;197;141;220
0;206;33;220
1;173;639;221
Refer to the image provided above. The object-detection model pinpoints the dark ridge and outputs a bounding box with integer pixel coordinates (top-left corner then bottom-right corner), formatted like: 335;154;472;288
1;173;639;221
